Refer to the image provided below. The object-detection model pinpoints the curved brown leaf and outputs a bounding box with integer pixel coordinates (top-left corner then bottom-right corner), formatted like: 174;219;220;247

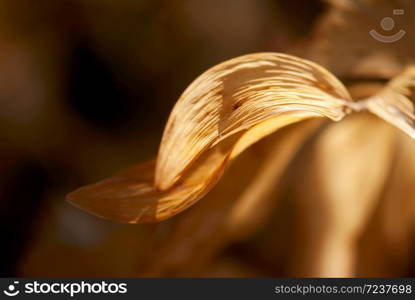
67;52;353;223
155;52;351;190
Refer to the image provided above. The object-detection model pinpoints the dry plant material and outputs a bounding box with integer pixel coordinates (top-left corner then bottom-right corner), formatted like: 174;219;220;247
67;52;352;222
289;73;415;277
141;120;322;276
308;0;415;79
363;66;415;138
293;112;415;277
297;114;395;277
67;52;415;224
293;1;415;276
154;53;350;190
358;131;415;276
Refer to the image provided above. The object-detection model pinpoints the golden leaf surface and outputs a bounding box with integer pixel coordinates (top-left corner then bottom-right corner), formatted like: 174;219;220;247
67;52;353;223
155;52;351;190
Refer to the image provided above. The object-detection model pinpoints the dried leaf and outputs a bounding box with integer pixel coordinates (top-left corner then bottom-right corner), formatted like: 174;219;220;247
358;129;415;276
67;52;352;223
155;52;351;190
364;65;415;138
291;113;396;276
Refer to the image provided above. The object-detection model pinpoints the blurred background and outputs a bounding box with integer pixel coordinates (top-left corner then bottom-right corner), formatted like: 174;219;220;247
1;0;415;277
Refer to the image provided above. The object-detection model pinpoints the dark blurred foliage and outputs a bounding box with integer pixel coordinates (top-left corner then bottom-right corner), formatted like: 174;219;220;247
1;0;414;277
